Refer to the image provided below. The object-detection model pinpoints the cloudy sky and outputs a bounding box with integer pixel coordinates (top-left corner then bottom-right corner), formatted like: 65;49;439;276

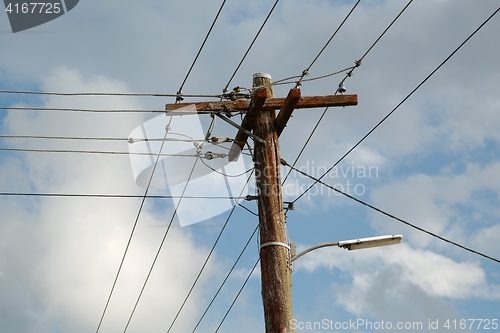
1;0;500;332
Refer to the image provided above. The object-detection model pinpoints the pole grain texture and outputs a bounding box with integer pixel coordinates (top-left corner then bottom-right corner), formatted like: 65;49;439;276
253;73;294;333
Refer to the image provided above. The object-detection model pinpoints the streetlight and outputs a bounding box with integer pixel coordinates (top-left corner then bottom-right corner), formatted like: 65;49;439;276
290;234;403;262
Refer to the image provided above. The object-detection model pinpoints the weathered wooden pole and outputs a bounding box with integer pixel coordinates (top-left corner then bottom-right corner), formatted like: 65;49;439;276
252;72;293;333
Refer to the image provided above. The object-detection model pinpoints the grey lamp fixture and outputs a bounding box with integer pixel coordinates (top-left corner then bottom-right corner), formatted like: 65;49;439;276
291;234;403;262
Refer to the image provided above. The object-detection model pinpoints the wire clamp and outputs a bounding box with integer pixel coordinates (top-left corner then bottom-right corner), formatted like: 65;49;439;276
260;241;291;251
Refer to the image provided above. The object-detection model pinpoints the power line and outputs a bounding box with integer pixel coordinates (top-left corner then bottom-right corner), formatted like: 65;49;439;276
0;68;348;103
0;90;221;98
293;3;500;204
0;192;245;200
122;157;201;332
281;159;500;264
0;134;206;143
237;202;259;217
0;147;201;157
165;171;255;333
178;0;228;93
358;0;414;65
123;118;220;332
295;0;361;86
0;106;185;113
191;225;259;333
199;157;253;177
214;258;260;333
242;66;356;93
282;0;414;187
95;127;170;333
224;0;280;91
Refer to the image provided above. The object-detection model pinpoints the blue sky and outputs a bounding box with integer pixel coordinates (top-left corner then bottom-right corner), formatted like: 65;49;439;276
1;0;500;332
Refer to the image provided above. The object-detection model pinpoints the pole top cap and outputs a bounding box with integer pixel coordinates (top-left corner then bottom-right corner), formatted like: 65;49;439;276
253;72;272;80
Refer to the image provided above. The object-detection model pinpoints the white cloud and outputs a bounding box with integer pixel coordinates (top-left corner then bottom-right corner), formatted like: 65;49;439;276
2;0;500;331
293;243;500;329
0;68;222;332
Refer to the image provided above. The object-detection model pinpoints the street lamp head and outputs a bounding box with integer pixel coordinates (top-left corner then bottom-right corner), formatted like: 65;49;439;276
338;234;403;251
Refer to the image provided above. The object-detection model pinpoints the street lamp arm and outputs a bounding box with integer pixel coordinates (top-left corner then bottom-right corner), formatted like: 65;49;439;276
291;242;339;262
290;235;403;263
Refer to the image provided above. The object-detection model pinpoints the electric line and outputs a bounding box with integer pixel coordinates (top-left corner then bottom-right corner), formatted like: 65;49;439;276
359;0;414;65
281;159;500;264
282;0;414;187
0;147;200;157
214;258;260;333
0;69;350;110
0;134;207;143
0;192;245;200
95;125;171;333
191;225;259;333
237;202;259;217
178;0;227;93
293;4;500;204
295;0;361;86
0;106;188;113
224;0;280;91
165;171;255;333
0;90;221;98
199;157;253;177
123;119;223;332
241;65;356;93
122;157;201;332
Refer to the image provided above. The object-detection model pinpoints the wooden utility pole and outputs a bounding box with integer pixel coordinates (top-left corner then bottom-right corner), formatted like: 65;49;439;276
165;74;357;333
251;73;294;333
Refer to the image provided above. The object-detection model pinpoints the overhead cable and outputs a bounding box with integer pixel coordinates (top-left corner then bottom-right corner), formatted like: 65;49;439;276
191;225;259;332
122;157;201;332
293;4;500;204
178;0;228;93
0;90;221;98
0;147;200;157
295;0;361;86
224;0;280;91
282;159;500;264
282;0;414;186
95;124;171;333
0;192;245;200
214;258;260;333
123;119;221;332
165;171;255;333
